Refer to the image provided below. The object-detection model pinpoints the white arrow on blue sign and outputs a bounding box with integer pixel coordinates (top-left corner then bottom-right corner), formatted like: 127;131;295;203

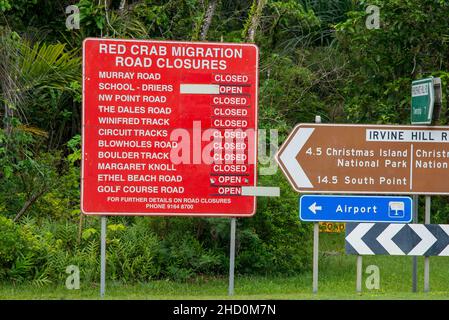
299;195;412;223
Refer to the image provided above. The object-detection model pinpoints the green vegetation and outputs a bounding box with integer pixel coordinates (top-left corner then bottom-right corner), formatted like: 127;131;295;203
0;0;449;295
1;234;449;299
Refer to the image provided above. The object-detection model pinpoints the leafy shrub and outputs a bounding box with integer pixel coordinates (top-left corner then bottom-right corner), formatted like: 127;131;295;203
158;233;222;281
238;172;312;275
107;219;160;282
0;216;25;278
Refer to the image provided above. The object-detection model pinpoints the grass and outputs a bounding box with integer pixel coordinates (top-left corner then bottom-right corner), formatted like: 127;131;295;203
1;233;449;300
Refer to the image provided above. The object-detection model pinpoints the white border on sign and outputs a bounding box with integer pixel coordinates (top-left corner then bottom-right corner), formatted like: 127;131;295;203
81;38;259;217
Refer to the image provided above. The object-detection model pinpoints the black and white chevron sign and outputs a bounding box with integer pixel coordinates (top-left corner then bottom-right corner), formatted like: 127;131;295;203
345;223;449;256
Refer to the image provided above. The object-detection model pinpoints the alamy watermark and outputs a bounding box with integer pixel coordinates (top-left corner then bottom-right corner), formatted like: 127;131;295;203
66;4;381;31
65;265;80;290
365;264;380;290
365;5;380;30
65;5;80;30
98;122;280;176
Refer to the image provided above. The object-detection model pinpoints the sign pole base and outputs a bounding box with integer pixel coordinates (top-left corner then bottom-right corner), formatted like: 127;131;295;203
356;255;363;293
424;196;431;292
412;195;418;292
312;115;321;294
100;216;107;298
312;222;319;294
228;218;236;296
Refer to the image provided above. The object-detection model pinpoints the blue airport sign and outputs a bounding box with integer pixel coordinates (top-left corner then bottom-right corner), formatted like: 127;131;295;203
299;195;412;223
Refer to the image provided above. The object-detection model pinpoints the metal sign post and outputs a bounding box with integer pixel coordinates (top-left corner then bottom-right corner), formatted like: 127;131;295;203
424;196;431;292
100;216;107;298
432;78;442;124
356;255;363;293
312;115;321;294
228;217;236;296
412;195;418;292
312;222;319;294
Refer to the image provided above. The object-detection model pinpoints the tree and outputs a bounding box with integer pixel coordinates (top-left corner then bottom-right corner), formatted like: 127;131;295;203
0;30;80;221
336;0;449;124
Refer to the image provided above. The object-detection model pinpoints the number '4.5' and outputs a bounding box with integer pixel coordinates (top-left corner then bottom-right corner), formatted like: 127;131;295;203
305;147;322;156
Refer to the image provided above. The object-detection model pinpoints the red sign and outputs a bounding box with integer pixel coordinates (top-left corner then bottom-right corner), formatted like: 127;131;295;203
82;38;258;216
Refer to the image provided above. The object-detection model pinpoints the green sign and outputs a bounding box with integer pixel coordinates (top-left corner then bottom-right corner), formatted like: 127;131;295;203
411;77;434;124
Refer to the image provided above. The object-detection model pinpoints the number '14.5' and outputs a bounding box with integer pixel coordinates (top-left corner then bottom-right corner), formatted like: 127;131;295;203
317;176;338;184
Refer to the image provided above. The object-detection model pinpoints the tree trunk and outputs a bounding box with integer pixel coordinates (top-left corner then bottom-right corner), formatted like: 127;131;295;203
245;0;266;42
0;45;16;139
13;189;46;222
119;0;127;11
77;213;84;245
200;0;219;41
